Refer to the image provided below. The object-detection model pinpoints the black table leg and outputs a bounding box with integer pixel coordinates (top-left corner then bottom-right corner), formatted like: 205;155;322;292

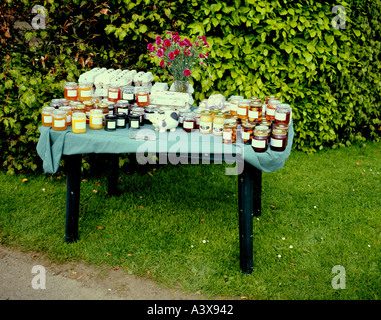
238;161;262;274
107;154;119;196
65;154;82;243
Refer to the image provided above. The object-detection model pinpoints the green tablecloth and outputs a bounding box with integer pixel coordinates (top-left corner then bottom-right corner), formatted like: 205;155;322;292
36;121;294;174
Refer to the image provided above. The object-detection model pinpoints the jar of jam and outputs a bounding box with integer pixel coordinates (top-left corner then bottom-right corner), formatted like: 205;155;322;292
72;104;86;115
200;110;213;134
270;129;288;151
260;119;272;136
52;110;67;131
252;125;269;152
273;123;289;133
41;106;55;127
177;107;189;128
250;96;262;103
104;114;117;131
275;103;292;125
129;113;140;129
237;99;250;120
248;101;263;122
58;98;70;107
116;100;129;115
116;113;127;128
107;83;120;103
241;121;256;145
83;100;95;124
144;105;156;124
64;82;78;101
135;87;150;107
78;82;92;102
229;96;243;116
213;112;225;136
50;99;62;109
223;119;237;144
121;85;135;104
59;106;72;126
266;99;281;121
193;110;201;129
72;112;86;134
131;106;145;126
89;109;103;130
183;112;196;132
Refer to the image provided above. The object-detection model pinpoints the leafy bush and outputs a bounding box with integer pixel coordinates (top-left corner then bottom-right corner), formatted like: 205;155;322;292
0;0;379;173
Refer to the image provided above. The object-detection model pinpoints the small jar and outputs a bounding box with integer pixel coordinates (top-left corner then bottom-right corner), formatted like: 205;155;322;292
199;110;213;134
252;125;269;152
59;106;72;126
135;87;150;107
72;104;86;115
229;96;243;116
213;112;225;136
116;100;129;115
41;106;55;127
193;110;201;129
144;105;156;124
116;113;127;128
97;102;109;117
177;108;189;128
89;109;103;130
78;82;92;102
129;113;140;129
223;119;238;144
270;129;288;151
121;85;136;104
71;112;86;134
83;100;95;124
64;82;78;101
237;99;250;120
182;112;196;132
131;106;145;126
266;99;281;121
275;103;292;125
248;101;263;122
52;110;67;131
241;121;256;145
58;98;70;107
107;83;120;103
273;123;289;133
104;114;117;131
260;119;272;136
50;99;62;109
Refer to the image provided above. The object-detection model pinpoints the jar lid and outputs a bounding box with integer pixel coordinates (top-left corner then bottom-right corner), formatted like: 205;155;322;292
242;122;256;128
42;106;55;111
116;113;126;117
59;106;71;111
65;82;77;85
272;129;287;135
53;110;66;115
72;112;86;118
97;102;109;108
250;101;262;106
90;109;102;114
73;105;85;110
277;103;291;110
78;82;91;86
105;114;117;119
129;113;140;119
83;100;94;105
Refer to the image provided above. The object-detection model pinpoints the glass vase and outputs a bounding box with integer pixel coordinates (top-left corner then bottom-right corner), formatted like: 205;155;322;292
174;80;189;93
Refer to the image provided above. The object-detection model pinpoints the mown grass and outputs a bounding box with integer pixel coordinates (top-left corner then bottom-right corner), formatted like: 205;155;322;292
0;142;380;300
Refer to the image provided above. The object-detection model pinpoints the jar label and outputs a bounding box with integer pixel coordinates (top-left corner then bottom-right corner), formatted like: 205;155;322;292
271;138;283;148
237;108;247;116
92;117;102;125
242;131;250;139
67;89;77;97
248;110;259;119
275;112;286;121
131;120;139;128
80;90;91;97
75;121;86;130
43;115;52;123
123;93;134;100
137;95;148;102
223;131;232;140
108;91;119;99
252;139;266;148
230;104;237;111
266;108;275;116
117;119;125;126
54;119;66;128
213;123;224;133
107;122;116;129
183;121;194;129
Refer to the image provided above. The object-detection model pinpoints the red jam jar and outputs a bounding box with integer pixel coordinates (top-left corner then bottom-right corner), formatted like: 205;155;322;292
266;99;281;121
107;83;121;103
270;129;288;151
135;87;150;107
252;125;269;152
275;103;292;125
183;112;196;132
64;82;78;101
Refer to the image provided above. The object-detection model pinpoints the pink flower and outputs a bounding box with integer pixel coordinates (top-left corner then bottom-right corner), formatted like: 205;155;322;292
147;43;155;52
156;35;162;46
179;40;186;47
168;51;175;60
157;48;164;58
199;53;205;58
160;59;165;68
172;35;180;43
163;39;172;47
184;48;191;56
183;69;191;77
183;38;192;47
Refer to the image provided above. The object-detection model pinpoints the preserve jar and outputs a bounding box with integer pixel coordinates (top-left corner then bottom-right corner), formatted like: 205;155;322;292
89;109;103;130
241;121;256;145
116;100;129;115
64;82;78;101
252;125;269;152
212;112;225;136
71;112;86;134
104;114;117;131
275;103;292;125
121;85;135;104
72;104;85;115
107;83;120;103
58;98;70;107
77;82;92;102
223;119;237;144
266;99;281;121
260;119;272;136
270;129;288;151
129;113;140;129
273;123;289;134
177;107;189;128
83;100;95;124
59;106;72;126
183;112;196;132
41;106;55;127
135;87;150;107
237;99;250;120
199;110;213;134
193;110;201;129
229;96;243;116
131;106;145;126
116;113;127;128
50;99;62;109
52;110;67;131
248;101;263;122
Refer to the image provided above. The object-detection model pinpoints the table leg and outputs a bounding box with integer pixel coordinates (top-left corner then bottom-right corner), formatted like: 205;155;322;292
65;154;82;243
107;154;119;196
238;161;262;274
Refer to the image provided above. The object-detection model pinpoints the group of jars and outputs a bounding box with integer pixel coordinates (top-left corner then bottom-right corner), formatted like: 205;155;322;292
41;81;151;133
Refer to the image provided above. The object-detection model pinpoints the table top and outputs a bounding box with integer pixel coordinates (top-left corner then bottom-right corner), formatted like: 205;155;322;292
37;121;294;174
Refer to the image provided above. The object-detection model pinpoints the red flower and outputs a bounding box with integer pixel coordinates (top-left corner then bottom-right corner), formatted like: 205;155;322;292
183;69;191;77
157;48;164;58
156;35;162;46
168;51;175;60
160;59;165;68
163;39;172;47
147;43;155;52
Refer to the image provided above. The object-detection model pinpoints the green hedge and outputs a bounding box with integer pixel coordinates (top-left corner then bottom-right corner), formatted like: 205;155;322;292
0;0;380;173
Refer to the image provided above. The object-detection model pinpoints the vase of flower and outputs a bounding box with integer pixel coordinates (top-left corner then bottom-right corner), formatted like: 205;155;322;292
174;79;189;93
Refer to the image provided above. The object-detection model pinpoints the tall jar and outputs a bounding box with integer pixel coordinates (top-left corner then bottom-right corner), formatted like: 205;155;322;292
223;119;238;144
248;101;263;122
199;110;213;134
107;83;120;103
252;125;269;152
275;103;292;125
89;109;103;130
237;99;250;120
135;87;150;107
41;106;55;127
266;99;281;121
212;112;225;136
72;112;86;134
229;96;243;116
193;110;201;129
78;82;92;102
116;100;129;115
270;129;288;151
83;100;95;124
120;85;135;104
64;82;78;101
52;110;67;131
241;121;256;145
183;112;196;133
59;106;72;126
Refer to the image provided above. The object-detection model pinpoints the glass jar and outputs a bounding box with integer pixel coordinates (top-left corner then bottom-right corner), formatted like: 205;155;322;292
104;114;117;131
59;106;72;126
252;125;269;152
241;121;256;145
237;99;250;120
266;99;281;121
131;106;145;126
193;110;201;129
89;109;103;130
135;87;150;107
107;83;120;103
250;96;262;103
72;112;86;134
129;113;140;129
83;100;95;124
229;96;243;116
273;123;289;133
78;82;92;102
177;107;189;128
183;112;196;132
199;110;213;134
41;106;54;127
97;102;109;116
144;105;156;124
270;129;288;151
275;103;292;125
58;98;70;107
64;82;78;101
50;99;62;109
248;101;263;122
213;112;225;136
52;110;67;131
260;119;272;136
223;119;238;144
116;113;127;128
116;100;129;115
121;85;136;104
72;104;86;115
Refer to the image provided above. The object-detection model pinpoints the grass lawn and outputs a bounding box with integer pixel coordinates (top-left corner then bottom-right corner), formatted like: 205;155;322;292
0;141;380;300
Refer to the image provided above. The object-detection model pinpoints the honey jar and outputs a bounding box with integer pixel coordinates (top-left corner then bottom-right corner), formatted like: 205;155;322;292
77;82;92;102
89;109;103;130
72;112;86;134
64;82;78;101
199;110;213;134
41;106;55;127
52;110;67;131
266;99;281;121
